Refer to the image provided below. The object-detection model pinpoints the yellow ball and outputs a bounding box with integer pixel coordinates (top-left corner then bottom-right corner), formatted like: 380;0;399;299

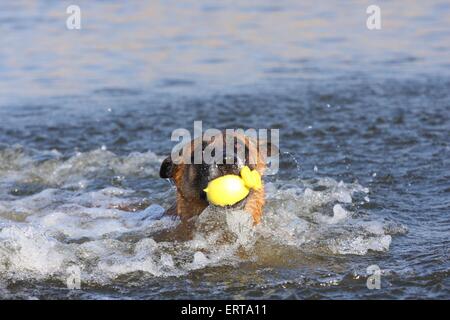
203;175;250;207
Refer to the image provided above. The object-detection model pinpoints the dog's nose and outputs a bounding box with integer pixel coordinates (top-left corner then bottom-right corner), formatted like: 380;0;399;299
208;162;222;180
209;162;241;180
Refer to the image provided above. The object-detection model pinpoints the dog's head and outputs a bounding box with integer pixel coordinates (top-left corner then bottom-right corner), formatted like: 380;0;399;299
160;131;275;218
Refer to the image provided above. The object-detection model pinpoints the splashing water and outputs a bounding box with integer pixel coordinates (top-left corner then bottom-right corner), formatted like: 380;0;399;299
0;0;449;300
280;151;302;180
0;146;404;298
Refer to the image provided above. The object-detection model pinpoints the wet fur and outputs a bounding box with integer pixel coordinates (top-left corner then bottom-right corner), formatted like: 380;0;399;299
161;131;269;224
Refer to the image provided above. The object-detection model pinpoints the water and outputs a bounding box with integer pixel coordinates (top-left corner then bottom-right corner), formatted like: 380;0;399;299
0;1;449;299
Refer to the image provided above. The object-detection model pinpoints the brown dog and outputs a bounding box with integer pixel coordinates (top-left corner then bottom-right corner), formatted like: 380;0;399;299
160;131;274;224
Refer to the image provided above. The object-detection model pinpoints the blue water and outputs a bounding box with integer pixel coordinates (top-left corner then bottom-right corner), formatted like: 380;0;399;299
0;1;449;299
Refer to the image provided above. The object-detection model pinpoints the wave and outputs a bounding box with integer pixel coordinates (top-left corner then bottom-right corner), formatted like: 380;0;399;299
0;147;405;289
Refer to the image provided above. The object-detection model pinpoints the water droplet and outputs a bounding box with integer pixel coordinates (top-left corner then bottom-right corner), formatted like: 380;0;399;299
282;151;302;179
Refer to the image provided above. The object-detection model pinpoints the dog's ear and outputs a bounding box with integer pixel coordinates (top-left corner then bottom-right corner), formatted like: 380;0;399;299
160;156;174;178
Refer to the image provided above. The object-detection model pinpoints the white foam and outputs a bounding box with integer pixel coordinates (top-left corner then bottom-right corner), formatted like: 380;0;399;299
0;147;403;286
0;225;68;277
225;209;255;248
191;251;209;268
0;147;162;188
328;235;392;255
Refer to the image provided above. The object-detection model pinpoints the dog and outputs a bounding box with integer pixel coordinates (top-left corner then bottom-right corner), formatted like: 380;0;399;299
159;130;274;225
